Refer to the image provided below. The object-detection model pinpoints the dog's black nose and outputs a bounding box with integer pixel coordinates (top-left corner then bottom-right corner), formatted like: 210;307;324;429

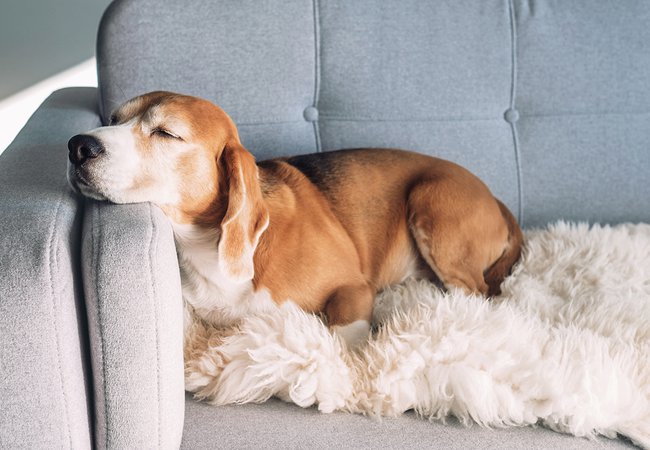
68;134;105;165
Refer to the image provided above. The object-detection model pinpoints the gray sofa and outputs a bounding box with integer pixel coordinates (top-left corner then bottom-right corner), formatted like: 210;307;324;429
1;0;648;448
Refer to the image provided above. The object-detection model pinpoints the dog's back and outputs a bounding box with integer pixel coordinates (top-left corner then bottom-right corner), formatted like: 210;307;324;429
260;148;523;297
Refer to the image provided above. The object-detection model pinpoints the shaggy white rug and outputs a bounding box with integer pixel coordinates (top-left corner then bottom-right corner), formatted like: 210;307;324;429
184;222;650;448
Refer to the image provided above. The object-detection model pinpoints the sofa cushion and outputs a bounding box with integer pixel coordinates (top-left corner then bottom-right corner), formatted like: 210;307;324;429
81;201;185;449
514;0;650;226
97;0;319;160
97;0;650;227
181;394;633;449
0;88;100;449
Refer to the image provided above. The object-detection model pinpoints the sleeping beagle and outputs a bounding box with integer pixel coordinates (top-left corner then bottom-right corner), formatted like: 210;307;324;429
68;91;523;347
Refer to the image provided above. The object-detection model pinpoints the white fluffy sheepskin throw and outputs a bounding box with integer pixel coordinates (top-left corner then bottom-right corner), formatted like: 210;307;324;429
184;222;650;448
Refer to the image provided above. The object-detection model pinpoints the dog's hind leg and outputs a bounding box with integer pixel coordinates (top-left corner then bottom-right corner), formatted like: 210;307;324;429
406;178;511;297
326;283;374;349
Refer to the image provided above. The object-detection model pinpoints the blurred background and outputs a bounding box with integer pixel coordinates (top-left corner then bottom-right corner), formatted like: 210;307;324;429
0;0;111;154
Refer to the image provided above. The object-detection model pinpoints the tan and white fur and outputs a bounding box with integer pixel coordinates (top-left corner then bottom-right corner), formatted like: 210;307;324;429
68;91;523;348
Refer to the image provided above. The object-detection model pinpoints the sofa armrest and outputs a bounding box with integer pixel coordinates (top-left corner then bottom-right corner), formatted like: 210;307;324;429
0;87;101;449
81;200;185;449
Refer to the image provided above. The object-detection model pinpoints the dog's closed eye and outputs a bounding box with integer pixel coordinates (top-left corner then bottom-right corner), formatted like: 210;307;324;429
152;128;182;140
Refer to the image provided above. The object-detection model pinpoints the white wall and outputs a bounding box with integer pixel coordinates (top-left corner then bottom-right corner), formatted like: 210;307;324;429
0;59;97;154
0;0;109;100
0;0;110;154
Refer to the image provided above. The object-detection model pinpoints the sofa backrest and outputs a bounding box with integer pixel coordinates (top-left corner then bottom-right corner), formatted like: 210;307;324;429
97;0;650;228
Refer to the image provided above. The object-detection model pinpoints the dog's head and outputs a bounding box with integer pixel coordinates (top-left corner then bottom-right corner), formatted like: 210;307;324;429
68;91;268;279
68;91;240;214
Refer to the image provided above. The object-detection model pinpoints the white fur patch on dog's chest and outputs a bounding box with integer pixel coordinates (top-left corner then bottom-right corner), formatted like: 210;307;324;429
173;223;277;328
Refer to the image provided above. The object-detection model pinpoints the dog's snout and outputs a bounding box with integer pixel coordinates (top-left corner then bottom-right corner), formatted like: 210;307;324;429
68;134;105;165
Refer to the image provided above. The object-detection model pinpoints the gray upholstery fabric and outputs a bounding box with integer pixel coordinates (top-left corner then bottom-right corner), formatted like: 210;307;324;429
81;201;185;449
182;394;634;449
3;1;647;448
97;0;319;160
316;0;518;212
90;0;650;447
514;0;650;226
0;1;630;448
97;0;650;228
0;88;99;449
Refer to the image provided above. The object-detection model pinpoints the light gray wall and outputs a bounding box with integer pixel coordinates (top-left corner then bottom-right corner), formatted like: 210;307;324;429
0;0;111;100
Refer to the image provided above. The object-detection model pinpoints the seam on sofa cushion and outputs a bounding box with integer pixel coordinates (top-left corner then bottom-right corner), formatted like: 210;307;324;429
46;193;73;449
318;115;501;123
73;195;95;449
520;110;650;118
148;204;162;448
312;0;322;153
92;203;110;449
508;0;524;226
237;119;306;127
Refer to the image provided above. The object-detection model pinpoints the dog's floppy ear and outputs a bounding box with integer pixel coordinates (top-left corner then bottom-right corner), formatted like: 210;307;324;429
217;140;269;282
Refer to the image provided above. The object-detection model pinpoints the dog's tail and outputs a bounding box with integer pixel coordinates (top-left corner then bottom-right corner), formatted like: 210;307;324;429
484;200;524;297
